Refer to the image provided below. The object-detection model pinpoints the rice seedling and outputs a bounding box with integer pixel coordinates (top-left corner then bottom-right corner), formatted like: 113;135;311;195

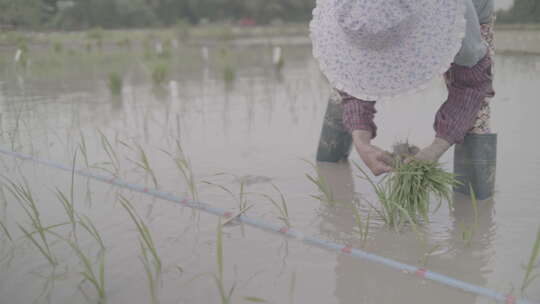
118;195;161;303
108;72;123;96
55;188;76;234
28;269;63;303
223;65;236;85
243;297;268;303
152;63;169;86
419;243;441;267
118;195;162;272
0;219;12;242
128;144;158;189
87;27;105;41
459;221;474;247
303;160;336;205
65;238;107;304
256;183;290;227
117;38;132;48
354;162;419;230
214;219;236;304
458;185;479;248
53;41;63;53
78;131;89;167
351;203;370;245
55;152;78;235
140;240;160;304
202;176;250;212
161;141;198;200
87;27;104;49
43;212;106;302
0;183;8;211
2;178;58;266
202;181;247;210
521;226;540;293
218;48;236;86
470;183;479;226
93;130;120;176
77;214;105;251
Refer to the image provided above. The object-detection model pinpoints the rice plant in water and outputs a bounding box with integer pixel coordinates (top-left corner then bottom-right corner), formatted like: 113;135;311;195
87;27;104;49
162;141;198;200
108;72;123;96
304;160;335;205
64;237;107;303
223;65;236;86
129;144;158;189
119;195;161;303
2;178;60;266
419;244;441;267
214;219;236;304
354;162;417;230
0;219;12;242
55;152;78;237
78;131;90;167
257;184;290;227
94;130;120;176
152;63;169;86
521;226;540;294
53;41;63;53
459;184;479;248
202;174;249;212
352;202;370;246
218;48;236;86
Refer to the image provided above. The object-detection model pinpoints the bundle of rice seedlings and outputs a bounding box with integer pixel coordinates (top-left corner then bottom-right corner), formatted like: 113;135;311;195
356;142;459;228
387;159;458;224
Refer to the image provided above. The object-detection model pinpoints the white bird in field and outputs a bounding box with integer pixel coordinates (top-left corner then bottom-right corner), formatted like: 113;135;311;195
14;49;22;63
201;46;209;63
272;46;282;66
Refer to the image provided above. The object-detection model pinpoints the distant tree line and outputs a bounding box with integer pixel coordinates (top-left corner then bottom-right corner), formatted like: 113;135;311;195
0;0;316;29
1;0;538;30
497;0;540;23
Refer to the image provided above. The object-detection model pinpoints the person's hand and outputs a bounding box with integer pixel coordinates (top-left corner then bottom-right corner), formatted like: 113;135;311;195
352;130;393;176
413;138;452;163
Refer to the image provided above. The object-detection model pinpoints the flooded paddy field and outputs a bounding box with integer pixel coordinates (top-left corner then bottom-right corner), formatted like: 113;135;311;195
0;29;539;304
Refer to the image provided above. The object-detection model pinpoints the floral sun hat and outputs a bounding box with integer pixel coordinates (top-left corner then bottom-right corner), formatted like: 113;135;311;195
310;0;467;100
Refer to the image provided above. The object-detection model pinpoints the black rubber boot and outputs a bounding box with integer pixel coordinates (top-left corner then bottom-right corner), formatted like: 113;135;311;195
316;93;353;163
453;133;497;200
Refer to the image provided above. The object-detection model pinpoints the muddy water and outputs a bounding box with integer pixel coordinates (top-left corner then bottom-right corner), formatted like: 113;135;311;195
0;37;539;304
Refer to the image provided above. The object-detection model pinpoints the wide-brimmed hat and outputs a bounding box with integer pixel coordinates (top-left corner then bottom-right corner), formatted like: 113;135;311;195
310;0;466;100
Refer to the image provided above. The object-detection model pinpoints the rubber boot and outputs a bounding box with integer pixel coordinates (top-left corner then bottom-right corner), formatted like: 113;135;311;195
316;93;353;163
453;133;497;200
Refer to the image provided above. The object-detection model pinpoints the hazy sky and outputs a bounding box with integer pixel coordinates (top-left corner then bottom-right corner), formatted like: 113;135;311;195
496;0;514;10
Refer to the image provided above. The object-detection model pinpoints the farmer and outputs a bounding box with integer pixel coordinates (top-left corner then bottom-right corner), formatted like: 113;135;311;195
311;0;495;176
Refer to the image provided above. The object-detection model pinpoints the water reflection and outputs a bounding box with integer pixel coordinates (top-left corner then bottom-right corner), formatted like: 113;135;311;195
315;162;495;304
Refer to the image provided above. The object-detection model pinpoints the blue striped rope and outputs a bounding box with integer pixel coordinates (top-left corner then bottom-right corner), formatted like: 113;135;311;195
0;146;537;304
